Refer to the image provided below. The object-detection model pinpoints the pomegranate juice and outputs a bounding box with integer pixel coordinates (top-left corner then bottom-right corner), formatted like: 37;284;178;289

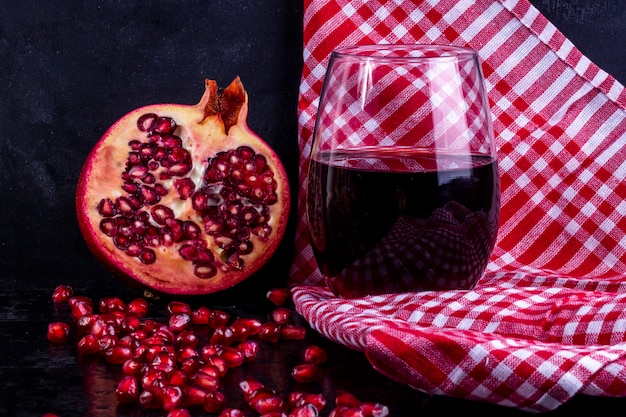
306;148;500;297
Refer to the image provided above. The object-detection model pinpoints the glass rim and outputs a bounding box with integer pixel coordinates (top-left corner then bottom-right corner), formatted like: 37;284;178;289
331;44;478;62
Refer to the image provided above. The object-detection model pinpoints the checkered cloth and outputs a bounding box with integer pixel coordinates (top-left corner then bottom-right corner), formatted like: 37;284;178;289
289;0;626;412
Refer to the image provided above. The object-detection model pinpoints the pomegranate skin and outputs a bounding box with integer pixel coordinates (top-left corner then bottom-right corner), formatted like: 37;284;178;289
76;77;290;295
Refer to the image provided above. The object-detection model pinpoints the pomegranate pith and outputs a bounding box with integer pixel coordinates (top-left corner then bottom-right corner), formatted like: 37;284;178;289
76;77;290;295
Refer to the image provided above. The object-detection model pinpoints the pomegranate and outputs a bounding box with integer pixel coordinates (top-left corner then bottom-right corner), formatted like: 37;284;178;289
76;77;291;295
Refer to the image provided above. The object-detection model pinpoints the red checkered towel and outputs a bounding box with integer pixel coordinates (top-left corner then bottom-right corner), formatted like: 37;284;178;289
289;0;626;412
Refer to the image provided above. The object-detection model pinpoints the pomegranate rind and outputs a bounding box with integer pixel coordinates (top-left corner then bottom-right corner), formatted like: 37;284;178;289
76;78;290;295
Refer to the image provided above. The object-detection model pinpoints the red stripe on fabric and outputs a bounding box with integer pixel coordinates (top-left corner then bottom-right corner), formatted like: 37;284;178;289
366;328;450;389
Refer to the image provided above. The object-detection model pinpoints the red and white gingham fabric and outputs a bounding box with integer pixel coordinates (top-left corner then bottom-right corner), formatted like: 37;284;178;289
289;0;626;412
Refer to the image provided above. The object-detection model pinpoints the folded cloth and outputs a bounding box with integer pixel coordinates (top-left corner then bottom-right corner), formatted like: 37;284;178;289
289;0;626;412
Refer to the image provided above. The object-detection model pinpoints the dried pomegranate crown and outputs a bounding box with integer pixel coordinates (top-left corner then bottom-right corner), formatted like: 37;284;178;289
76;77;291;295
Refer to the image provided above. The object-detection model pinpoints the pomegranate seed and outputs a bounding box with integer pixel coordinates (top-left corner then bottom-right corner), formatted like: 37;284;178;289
280;324;306;340
51;284;73;303
197;363;221;379
127;297;149;317
153;116;177;134
205;356;228;377
258;322;280;342
203;390;226;413
97;198;117;216
191;370;220;392
71;301;94;321
175;329;199;348
293;392;327;412
233;317;262;336
174;177;195;200
167;409;192;417
219;409;245;417
99;296;127;314
68;295;93;309
76;314;98;334
115;375;139;403
271;307;292;325
209;325;234;346
177;345;199;362
329;406;362;417
162;384;185;411
237;339;259;362
335;390;361;408
266;287;291;306
97;335;118;353
291;403;320;417
304;345;328;364
122;358;142;376
137;113;158;131
169;312;192;332
291;364;323;383
180;356;203;374
184;385;209;406
229;321;251;342
166;301;192;316
217;346;245;368
191;306;211;324
239;376;265;401
250;395;286;414
209;309;230;328
151;351;176;373
121;315;142;332
47;322;70;343
360;402;390;417
105;345;134;364
77;334;99;355
139;387;162;409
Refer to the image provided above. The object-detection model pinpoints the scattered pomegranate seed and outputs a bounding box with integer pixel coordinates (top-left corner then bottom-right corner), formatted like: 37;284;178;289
77;334;99;355
219;408;245;417
105;345;134;364
290;402;320;417
169;312;192;332
203;390;226;413
290;392;327;412
271;307;292;325
115;375;139;403
127;297;149;317
209;309;230;328
250;394;286;414
167;409;192;417
266;287;291;306
99;296;127;314
191;306;211;324
304;345;328;364
166;301;192;316
47;322;70;343
237;339;259;362
52;284;73;303
360;402;390;417
280;324;307;340
45;286;389;417
291;363;324;383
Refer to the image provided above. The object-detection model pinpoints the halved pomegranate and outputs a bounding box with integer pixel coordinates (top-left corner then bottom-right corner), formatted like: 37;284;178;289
76;77;290;295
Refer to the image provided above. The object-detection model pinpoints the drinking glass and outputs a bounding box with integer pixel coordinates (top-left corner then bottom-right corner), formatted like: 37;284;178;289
306;44;500;298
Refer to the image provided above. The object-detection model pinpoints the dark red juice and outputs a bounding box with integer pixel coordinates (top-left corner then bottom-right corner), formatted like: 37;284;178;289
306;148;500;297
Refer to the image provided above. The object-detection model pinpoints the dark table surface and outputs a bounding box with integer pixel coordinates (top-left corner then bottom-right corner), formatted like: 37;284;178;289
2;1;626;416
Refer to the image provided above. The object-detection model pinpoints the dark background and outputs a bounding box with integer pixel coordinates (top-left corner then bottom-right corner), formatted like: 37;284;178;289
1;1;625;417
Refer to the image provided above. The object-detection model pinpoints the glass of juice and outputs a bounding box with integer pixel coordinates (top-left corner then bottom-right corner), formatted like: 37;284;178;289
306;44;500;298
